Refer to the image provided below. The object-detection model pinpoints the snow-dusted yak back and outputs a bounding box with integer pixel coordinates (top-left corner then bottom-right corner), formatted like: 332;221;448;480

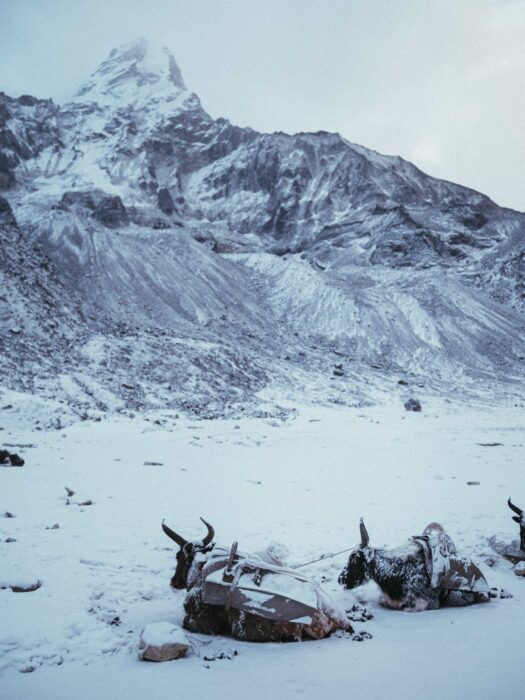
338;520;490;611
162;519;351;642
508;498;525;551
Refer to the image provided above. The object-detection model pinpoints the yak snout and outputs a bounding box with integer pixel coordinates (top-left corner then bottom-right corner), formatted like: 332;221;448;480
170;547;191;589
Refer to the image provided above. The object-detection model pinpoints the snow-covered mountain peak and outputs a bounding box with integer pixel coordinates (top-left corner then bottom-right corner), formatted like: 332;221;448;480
74;37;187;106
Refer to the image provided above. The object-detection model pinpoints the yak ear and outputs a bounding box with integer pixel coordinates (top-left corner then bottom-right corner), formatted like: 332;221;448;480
359;518;370;548
512;516;522;523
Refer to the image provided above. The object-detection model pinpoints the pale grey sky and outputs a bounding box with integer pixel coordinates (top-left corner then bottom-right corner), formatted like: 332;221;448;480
1;0;524;211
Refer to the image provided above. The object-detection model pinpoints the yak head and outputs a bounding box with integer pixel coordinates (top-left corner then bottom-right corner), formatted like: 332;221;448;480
338;519;374;589
508;498;525;550
162;518;215;590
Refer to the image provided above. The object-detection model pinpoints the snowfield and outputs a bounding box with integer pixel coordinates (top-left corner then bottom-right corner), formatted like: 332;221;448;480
1;395;524;699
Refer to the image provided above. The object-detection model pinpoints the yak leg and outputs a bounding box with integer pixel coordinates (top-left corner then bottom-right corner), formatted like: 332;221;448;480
183;591;230;636
230;610;304;642
440;590;489;607
381;588;440;611
230;610;337;642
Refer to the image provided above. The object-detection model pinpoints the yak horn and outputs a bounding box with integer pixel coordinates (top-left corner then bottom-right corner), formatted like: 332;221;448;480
200;517;215;547
162;520;188;547
360;518;370;548
508;498;523;517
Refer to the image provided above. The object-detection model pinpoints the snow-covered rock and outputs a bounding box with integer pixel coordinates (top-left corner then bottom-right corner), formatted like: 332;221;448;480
138;622;189;662
514;562;525;577
0;571;41;593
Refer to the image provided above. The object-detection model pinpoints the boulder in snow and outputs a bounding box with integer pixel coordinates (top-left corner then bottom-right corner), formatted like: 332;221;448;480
514;562;525;577
138;622;189;662
404;398;422;412
0;571;41;592
0;449;24;466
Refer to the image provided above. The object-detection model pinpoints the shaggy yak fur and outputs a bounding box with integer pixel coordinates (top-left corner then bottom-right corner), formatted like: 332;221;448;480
338;520;489;611
162;519;348;642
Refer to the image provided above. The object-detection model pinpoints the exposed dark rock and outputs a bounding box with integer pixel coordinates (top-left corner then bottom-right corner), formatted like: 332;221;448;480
404;398;422;412
93;195;129;228
157;187;175;214
60;190;129;228
60;190;101;209
0;197;17;227
17;95;40;107
0;449;24;466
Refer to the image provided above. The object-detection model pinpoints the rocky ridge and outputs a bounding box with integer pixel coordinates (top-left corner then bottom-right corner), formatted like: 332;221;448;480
1;38;524;416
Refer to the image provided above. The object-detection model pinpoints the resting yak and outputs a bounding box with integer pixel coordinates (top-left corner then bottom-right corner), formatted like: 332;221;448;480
339;520;490;611
162;518;351;642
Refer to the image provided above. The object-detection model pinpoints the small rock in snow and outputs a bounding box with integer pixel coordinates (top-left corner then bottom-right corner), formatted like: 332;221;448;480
203;647;238;661
352;630;373;642
0;571;41;593
404;398;422;412
346;604;374;622
514;562;525;577
490;587;514;599
138;622;189;662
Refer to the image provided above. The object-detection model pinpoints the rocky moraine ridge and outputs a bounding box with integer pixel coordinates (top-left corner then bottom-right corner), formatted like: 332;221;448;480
1;38;524;418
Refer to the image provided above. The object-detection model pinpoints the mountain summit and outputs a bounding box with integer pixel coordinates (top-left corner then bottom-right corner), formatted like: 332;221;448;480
74;38;187;105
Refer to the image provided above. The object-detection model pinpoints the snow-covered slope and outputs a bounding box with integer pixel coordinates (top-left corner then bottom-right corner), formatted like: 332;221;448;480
0;38;524;411
1;401;524;697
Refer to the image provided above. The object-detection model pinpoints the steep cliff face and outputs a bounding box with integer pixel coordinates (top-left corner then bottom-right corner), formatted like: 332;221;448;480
0;38;524;411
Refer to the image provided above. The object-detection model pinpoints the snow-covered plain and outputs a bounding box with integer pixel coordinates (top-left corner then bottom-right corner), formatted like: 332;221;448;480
1;395;524;699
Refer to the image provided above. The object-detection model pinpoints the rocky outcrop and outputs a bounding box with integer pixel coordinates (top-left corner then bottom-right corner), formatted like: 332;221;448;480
157;186;175;214
60;190;129;228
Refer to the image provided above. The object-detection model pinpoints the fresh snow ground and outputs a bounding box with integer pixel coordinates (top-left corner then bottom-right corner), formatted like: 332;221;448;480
1;397;524;699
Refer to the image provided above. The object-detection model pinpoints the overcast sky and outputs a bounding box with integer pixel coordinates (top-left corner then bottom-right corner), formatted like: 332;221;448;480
1;0;524;211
